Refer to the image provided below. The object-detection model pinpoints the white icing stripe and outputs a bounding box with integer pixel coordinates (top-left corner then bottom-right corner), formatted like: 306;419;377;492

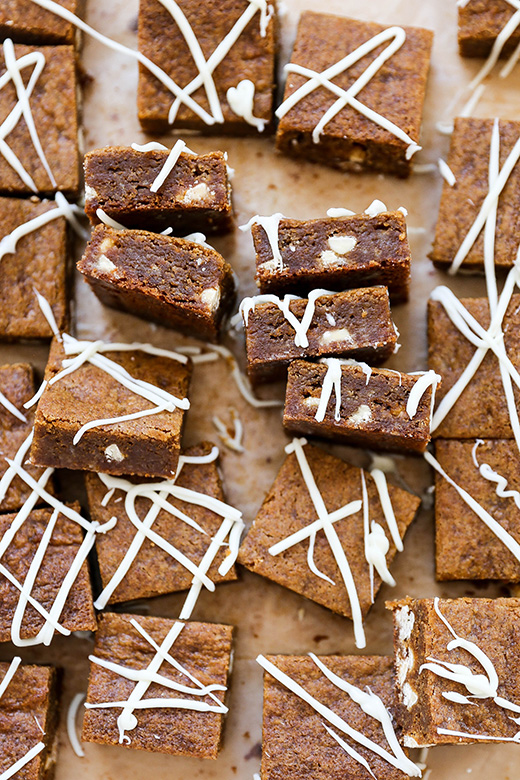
95;208;127;230
204;343;283;408
437;728;520;742
327;207;356;217
315;357;343;422
212;410;245;453
406;371;441;420
34;288;61;341
438;158;456;186
66;693;85;758
227;79;267;131
0;660;46;780
279;438;366;647
240;288;338;348
86;618;228;743
0;388;26;422
0;657;21;699
468;5;520;91
149;139;195;193
276;27;420;157
131;141;167;152
164;0;272;126
93;460;243;615
472;441;520;509
323;725;377;779
369;468;403;551
0;40;56;191
257;654;421;776
239;213;285;271
361;469;374;602
425;451;520;564
72;404;170;445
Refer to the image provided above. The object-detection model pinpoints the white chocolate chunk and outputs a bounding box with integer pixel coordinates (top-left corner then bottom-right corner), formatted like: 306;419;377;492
327;235;357;255
320;328;354;346
348;404;371;424
304;396;320;408
104;444;124;462
99;237;115;253
320;249;343;267
181;183;212;204
84;184;98;202
96;254;117;273
201;286;221;312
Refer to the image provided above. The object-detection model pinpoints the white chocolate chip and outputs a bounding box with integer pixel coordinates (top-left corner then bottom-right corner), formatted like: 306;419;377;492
303;396;320;408
96;254;117;273
347;404;372;424
201;286;221;312
320;249;343;267
327;235;357;255
105;444;124;462
181;182;212;204
84;184;98;202
99;237;116;253
320;328;354;346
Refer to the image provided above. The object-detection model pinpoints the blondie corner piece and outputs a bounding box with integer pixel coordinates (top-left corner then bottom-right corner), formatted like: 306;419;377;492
30;338;192;478
0;196;69;339
0;660;59;780
388;597;520;746
259;654;415;780
0;505;96;643
0;0;80;45
458;0;520;57
0;362;51;512
433;439;520;581
242;286;397;384
252;210;411;303
82;613;233;758
275;12;433;177
137;0;277;134
0;43;80;196
238;439;420;635
78;225;235;342
283;360;438;453
86;442;239;606
84;146;234;235
430;119;520;272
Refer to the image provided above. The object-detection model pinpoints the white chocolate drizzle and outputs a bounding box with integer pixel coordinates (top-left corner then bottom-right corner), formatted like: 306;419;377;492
276;26;421;157
93;446;244;618
149;139;196;193
0;657;46;778
203;342;282;408
86;618;228;744
466;0;520;92
0;388;26;423
268;438;404;648
425;450;520;564
240;288;338;348
0;193;86;261
0;431;106;647
472;439;520;509
327;207;355;217
95;208;127;230
257;652;421;776
438;158;456;187
66;692;85;758
226;79;267;131
0;39;56;191
240;213;286;271
212;409;245;453
419;597;520;741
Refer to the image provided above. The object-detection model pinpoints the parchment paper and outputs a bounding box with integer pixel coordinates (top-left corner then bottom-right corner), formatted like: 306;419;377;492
2;1;520;777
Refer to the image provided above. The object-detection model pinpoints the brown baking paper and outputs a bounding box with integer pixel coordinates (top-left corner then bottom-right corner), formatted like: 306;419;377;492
2;0;520;777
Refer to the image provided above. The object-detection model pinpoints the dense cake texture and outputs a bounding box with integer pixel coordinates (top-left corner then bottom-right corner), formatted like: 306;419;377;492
238;440;420;623
260;654;413;780
86;442;238;605
242;286;398;383
0;0;80;45
388;597;520;746
0;44;80;196
84;146;233;234
82;612;233;758
428;294;520;439
0;660;59;780
0;505;96;643
0;196;69;338
0;363;52;512
430;119;520;271
252;211;411;302
30;338;192;478
275;13;433;176
77;225;235;342
433;439;520;581
138;0;277;134
283;359;437;453
458;0;520;57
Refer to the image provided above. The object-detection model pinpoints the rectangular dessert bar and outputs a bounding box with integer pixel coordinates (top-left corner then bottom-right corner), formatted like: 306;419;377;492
0;505;96;643
0;43;80;196
0;196;69;339
238;439;420;630
275;12;433;177
428;293;520;439
283;359;439;453
388;596;520;746
77;225;235;342
430;118;520;271
85;442;238;605
82;612;233;758
0;0;80;45
0;659;59;780
241;286;398;383
30;338;192;478
432;439;520;582
84;146;234;234
458;0;520;57
138;0;276;134
251;210;411;303
0;362;52;512
259;653;416;780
